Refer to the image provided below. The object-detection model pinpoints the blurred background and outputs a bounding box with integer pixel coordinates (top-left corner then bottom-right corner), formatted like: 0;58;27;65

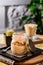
0;0;43;34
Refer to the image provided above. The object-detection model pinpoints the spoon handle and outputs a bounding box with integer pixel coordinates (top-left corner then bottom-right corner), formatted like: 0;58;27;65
2;46;11;53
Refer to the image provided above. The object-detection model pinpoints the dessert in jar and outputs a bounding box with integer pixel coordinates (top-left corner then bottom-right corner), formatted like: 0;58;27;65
24;24;37;37
11;33;29;55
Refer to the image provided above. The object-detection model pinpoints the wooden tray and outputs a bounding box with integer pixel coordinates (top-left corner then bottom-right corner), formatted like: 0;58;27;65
0;46;43;62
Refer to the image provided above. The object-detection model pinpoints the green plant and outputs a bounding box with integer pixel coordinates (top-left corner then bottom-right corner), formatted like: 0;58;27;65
22;0;43;34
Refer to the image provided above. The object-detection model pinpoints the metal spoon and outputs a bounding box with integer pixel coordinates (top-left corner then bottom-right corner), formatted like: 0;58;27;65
1;46;11;53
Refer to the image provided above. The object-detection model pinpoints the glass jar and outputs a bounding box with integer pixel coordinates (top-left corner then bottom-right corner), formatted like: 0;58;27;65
24;24;37;37
11;33;29;55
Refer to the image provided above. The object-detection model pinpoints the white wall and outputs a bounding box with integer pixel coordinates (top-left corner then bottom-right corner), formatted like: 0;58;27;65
0;0;31;6
0;7;5;33
0;0;31;33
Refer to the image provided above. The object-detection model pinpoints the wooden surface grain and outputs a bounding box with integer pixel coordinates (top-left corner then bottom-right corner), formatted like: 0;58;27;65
0;33;43;65
0;62;7;65
15;55;43;65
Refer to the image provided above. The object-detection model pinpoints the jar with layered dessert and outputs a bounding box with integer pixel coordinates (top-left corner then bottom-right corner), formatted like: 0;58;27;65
11;33;29;55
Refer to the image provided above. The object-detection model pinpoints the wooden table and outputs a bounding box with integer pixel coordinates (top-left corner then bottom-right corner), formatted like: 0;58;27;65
0;62;7;65
15;55;43;65
0;33;43;65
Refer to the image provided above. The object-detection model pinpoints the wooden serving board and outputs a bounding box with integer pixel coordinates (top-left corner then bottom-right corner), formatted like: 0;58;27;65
0;45;43;62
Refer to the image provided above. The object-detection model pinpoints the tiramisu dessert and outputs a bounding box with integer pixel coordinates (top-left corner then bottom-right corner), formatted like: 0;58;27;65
11;33;28;55
24;24;37;37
